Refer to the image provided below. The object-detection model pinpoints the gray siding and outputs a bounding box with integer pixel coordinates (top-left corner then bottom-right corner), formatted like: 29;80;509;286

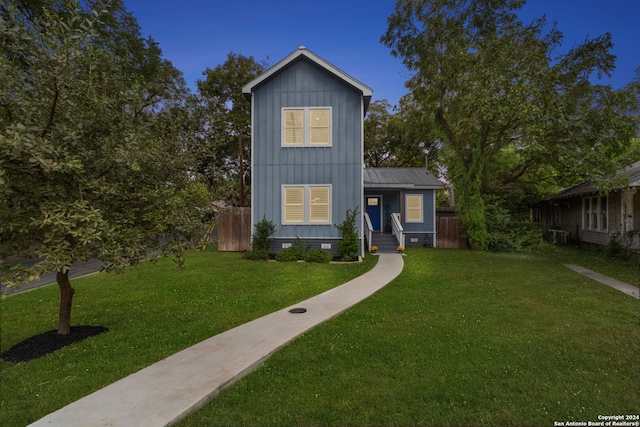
252;57;363;240
556;191;628;246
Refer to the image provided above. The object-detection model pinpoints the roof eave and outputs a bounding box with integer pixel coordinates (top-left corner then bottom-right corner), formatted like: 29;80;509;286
364;183;444;190
242;46;373;100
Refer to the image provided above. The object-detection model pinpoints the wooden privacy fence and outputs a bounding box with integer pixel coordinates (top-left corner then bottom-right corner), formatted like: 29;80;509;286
217;207;251;252
436;217;468;249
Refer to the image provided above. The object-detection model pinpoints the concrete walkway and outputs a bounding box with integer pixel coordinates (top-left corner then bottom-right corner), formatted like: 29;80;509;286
565;264;639;299
29;253;404;427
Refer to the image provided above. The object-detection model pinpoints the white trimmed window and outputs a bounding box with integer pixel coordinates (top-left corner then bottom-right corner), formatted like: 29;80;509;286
282;107;331;146
582;195;608;231
405;194;423;223
282;185;331;224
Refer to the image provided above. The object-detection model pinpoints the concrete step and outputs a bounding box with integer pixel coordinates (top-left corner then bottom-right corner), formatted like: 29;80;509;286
370;234;399;253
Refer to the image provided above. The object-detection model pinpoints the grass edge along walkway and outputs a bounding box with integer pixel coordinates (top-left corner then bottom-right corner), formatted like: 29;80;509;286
1;249;377;427
28;253;404;427
565;264;639;299
176;248;640;427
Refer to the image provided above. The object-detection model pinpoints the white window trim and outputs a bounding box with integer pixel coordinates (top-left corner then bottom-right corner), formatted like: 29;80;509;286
582;195;608;232
405;194;424;223
281;107;332;147
282;184;332;224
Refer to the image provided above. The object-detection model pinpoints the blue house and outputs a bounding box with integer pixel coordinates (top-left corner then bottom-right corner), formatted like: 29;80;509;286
243;47;442;256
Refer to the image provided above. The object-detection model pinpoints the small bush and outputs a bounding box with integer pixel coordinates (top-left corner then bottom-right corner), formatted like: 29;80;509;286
605;235;631;261
336;207;360;261
305;249;333;263
275;247;301;262
273;238;332;262
252;217;276;253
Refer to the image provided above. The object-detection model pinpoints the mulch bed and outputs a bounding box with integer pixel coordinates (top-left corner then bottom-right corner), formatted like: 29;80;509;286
1;326;109;364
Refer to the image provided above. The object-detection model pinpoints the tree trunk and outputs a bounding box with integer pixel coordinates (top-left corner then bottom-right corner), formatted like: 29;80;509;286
451;138;489;251
57;270;75;335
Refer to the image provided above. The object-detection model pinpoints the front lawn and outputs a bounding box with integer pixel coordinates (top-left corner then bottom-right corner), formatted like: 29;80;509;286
2;246;638;427
0;248;376;427
177;248;640;427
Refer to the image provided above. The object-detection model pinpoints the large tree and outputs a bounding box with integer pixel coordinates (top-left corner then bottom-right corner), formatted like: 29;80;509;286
364;97;441;169
195;53;266;205
0;1;209;334
382;0;639;249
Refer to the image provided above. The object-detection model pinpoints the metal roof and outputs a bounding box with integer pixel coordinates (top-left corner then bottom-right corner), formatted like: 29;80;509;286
364;167;443;189
549;160;640;200
242;46;373;111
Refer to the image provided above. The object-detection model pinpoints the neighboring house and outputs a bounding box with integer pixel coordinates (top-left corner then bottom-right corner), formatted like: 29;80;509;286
242;47;443;256
541;160;640;251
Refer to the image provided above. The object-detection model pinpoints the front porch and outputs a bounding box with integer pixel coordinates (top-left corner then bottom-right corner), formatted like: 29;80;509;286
362;168;442;253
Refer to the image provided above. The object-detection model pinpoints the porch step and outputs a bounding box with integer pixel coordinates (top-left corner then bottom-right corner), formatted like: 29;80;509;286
370;233;399;253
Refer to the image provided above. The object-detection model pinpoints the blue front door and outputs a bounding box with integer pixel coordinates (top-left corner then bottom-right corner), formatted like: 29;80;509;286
366;196;382;231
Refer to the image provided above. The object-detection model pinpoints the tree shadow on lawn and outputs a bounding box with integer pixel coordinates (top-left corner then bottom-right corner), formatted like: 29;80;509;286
1;326;108;364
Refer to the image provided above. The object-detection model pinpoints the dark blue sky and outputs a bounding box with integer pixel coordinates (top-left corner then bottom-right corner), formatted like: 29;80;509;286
125;0;639;106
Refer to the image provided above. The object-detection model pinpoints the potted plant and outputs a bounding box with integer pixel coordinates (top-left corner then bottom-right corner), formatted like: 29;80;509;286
397;245;404;253
370;245;378;253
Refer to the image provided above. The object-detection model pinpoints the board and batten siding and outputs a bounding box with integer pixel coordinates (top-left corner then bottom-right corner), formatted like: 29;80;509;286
251;57;363;240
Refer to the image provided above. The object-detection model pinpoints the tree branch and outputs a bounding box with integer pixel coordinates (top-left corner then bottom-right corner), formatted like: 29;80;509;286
40;78;60;139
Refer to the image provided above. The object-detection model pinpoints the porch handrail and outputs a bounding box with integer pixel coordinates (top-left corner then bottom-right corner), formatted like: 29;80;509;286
364;212;373;252
390;213;405;248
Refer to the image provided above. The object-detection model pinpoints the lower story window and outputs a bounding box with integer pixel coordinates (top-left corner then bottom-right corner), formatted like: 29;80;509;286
405;194;423;223
283;185;331;224
582;195;608;231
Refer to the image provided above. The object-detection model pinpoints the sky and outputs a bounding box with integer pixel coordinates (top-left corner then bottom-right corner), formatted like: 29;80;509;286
124;0;639;106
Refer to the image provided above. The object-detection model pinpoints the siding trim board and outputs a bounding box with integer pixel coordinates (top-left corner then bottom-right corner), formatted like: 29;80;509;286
243;46;372;111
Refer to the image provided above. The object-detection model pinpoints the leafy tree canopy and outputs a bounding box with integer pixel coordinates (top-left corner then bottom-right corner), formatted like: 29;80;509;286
382;0;639;249
364;97;441;169
194;53;266;205
1;0;210;334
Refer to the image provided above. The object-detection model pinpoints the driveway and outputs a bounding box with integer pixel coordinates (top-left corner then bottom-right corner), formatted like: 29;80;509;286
1;258;105;296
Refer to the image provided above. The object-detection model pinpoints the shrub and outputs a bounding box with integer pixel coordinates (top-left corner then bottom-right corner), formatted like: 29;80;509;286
275;247;301;262
292;237;312;256
605;234;631;261
336;207;360;261
275;238;315;262
485;197;542;252
252;216;276;253
305;249;333;263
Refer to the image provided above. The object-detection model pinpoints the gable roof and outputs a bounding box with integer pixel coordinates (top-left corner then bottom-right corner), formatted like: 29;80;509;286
242;46;373;111
364;168;443;190
549;160;640;200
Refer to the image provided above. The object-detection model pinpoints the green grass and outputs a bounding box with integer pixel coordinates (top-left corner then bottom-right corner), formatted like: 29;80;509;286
0;248;376;427
2;246;638;427
546;245;639;286
176;248;640;427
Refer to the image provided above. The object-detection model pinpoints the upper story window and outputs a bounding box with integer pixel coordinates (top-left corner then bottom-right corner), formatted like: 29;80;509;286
282;107;331;147
582;195;608;232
